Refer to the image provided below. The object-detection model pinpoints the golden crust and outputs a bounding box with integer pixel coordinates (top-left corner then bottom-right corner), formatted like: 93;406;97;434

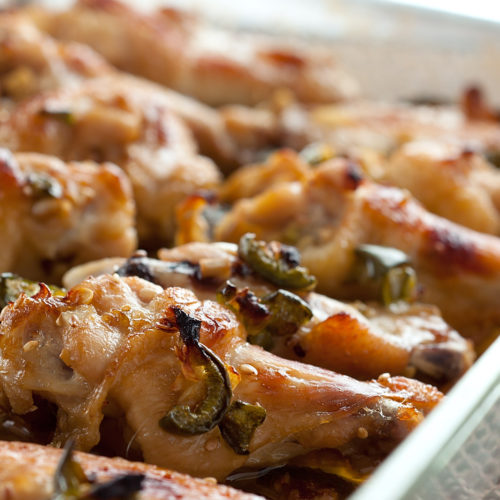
211;152;500;348
0;441;262;500
27;0;359;106
0;149;136;281
383;141;500;235
0;74;222;246
0;274;441;480
0;10;111;102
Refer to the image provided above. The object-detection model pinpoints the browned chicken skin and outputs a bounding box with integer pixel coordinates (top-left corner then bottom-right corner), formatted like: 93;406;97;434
0;441;262;500
382;140;500;235
26;0;359;106
0;11;112;103
0;275;441;481
176;152;500;350
219;93;500;169
0;74;221;246
0;12;242;171
63;243;474;386
0;148;136;281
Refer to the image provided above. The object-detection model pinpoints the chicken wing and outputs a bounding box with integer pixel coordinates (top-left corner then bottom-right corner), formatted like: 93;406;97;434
0;10;111;103
382;140;500;235
0;74;221;246
26;0;359;106
62;242;473;386
0;148;135;281
0;274;442;482
218;144;500;238
0;441;262;500
220;92;500;168
206;153;500;350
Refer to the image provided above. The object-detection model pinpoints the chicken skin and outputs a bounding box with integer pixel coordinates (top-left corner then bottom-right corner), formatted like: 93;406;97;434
0;10;112;103
27;0;359;106
0;12;242;172
0;148;135;281
63;242;474;386
182;152;500;350
382;140;500;235
0;275;442;482
0;441;262;500
219;92;500;170
0;74;221;246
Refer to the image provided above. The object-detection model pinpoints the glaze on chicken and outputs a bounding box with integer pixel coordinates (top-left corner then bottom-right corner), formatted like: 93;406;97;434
27;0;360;106
0;148;135;281
0;75;221;246
178;152;500;350
0;275;442;481
0;441;262;500
63;243;474;386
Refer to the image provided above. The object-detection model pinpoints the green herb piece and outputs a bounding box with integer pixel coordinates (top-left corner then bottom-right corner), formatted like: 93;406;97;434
353;244;417;305
159;307;232;435
52;440;87;500
52;440;145;500
246;329;275;351
0;273;65;309
39;108;75;125
217;282;312;350
300;142;335;165
85;474;144;500
262;289;313;336
238;234;316;291
26;172;63;199
219;400;266;455
485;150;500;168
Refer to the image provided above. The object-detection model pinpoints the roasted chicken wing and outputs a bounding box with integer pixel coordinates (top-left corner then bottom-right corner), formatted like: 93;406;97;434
63;243;473;386
27;0;359;106
0;74;221;246
181;152;500;349
0;11;243;171
0;275;442;482
220;92;500;169
0;10;111;103
382;140;500;235
0;148;135;281
0;441;262;500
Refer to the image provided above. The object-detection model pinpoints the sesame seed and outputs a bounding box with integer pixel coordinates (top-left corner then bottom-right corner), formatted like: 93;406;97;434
205;438;219;452
23;340;39;352
77;287;94;305
239;363;258;376
357;427;369;439
138;287;157;303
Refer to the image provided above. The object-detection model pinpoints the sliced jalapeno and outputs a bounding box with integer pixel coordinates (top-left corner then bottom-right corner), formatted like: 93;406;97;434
219;400;266;455
39;108;75;125
353;244;417;305
217;282;312;350
300;142;335;166
262;289;313;337
85;474;144;500
238;233;316;291
159;307;232;435
52;440;87;500
26;172;63;199
0;273;65;309
52;440;144;500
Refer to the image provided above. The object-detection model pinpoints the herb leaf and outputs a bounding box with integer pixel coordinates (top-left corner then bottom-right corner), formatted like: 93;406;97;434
219;400;266;455
159;308;232;435
238;233;316;291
